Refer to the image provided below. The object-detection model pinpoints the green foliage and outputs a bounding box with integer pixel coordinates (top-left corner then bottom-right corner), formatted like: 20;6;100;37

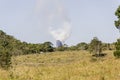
114;39;120;58
68;46;77;51
114;39;120;50
113;6;120;58
0;30;55;69
115;6;120;18
114;50;120;58
0;30;13;69
18;41;54;54
55;46;67;51
76;42;88;50
42;42;54;52
67;42;113;51
89;37;102;55
66;42;88;51
0;50;12;69
115;6;120;28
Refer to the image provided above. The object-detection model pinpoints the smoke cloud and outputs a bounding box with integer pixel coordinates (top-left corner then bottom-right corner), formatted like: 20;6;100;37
50;21;71;42
35;0;71;42
48;0;71;42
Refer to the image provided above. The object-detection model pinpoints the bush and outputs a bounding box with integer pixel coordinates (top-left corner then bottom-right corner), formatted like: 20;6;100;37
56;47;67;51
114;39;120;58
114;50;120;58
89;37;102;55
0;50;12;70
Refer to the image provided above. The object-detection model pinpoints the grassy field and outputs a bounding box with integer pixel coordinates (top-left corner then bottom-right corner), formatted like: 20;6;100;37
0;50;120;80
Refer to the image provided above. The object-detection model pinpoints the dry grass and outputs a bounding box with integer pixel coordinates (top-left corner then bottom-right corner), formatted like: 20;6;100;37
0;50;120;80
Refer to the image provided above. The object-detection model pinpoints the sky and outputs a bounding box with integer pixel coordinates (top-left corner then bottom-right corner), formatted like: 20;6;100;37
0;0;120;46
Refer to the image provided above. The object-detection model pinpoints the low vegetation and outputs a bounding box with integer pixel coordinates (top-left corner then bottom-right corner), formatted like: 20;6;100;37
114;39;120;58
0;50;119;80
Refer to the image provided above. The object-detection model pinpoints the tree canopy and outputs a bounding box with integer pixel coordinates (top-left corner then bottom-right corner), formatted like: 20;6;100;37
115;6;120;28
89;37;102;55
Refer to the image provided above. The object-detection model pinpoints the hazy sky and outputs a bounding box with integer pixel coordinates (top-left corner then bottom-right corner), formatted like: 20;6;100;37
0;0;120;46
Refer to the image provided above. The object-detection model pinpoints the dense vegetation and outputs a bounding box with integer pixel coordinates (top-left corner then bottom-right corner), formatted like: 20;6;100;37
114;39;120;58
0;29;115;69
0;30;54;69
114;6;120;58
115;6;120;28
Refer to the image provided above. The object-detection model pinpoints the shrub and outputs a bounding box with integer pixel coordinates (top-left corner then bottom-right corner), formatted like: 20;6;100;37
114;39;120;58
89;37;102;55
56;47;67;51
0;50;12;69
114;50;120;58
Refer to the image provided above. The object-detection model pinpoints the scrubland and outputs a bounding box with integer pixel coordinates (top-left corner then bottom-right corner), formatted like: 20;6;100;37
0;50;120;80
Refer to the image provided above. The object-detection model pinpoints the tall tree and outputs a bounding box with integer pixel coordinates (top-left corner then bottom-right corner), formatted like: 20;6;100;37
89;37;102;55
114;6;120;58
115;6;120;29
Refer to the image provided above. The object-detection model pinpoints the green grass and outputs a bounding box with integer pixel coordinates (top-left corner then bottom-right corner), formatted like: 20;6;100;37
0;50;120;80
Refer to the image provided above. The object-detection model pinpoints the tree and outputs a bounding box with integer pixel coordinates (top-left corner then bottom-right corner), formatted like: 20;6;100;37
114;39;120;58
42;42;54;52
115;6;120;29
0;30;12;69
70;46;77;51
76;42;88;50
114;6;120;58
89;37;102;56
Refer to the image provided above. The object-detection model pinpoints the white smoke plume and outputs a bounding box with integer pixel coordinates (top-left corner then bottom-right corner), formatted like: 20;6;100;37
48;0;71;42
50;21;71;42
35;0;71;42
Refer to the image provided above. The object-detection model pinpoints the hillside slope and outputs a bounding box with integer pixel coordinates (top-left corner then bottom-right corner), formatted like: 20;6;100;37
0;50;119;80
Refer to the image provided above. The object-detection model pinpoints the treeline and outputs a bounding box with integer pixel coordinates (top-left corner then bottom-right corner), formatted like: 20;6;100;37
0;30;114;55
0;30;55;69
0;29;115;54
58;37;115;52
0;30;116;69
0;30;54;55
